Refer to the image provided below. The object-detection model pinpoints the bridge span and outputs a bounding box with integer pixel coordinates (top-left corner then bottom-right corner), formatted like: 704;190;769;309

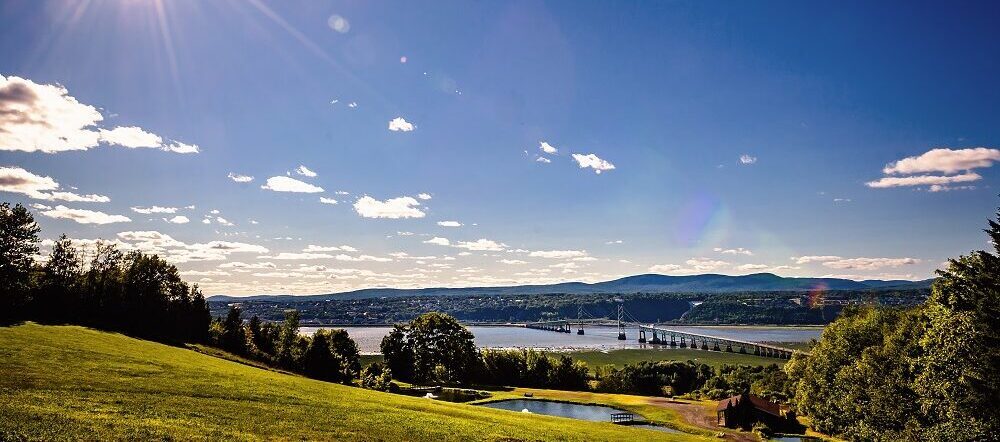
525;319;803;359
635;325;799;359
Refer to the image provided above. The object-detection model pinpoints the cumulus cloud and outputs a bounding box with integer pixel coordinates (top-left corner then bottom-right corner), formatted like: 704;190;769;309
260;252;333;260
0;74;199;154
539;141;558;154
867;147;998;191
388;117;415;132
437;221;462;227
735;263;769;271
792;255;842;264
739;154;757;165
98;126;162;148
865;172;981;189
261;176;324;193
571;153;615;174
295;165;317;177
535;156;551;163
319;197;338;205
821;257;919;270
529;250;588;259
228;172;254;183
39;205;131;224
131;206;178;214
303;245;357;252
353;196;425;219
424;237;451;246
500;259;527;265
0;166;110;202
883;147;1000;175
165;215;189;224
714;247;753;256
649;264;683;273
454;239;506;251
417;193;432;200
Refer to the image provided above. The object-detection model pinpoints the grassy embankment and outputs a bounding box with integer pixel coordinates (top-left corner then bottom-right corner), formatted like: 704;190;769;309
0;323;711;441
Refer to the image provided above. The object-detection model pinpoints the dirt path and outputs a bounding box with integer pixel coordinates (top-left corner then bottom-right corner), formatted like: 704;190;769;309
646;398;757;442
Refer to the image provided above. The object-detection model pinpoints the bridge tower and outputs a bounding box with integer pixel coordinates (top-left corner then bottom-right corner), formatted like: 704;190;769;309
577;305;585;335
616;304;626;340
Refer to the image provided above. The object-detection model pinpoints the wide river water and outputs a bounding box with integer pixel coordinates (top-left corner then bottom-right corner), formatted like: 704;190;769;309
299;325;822;354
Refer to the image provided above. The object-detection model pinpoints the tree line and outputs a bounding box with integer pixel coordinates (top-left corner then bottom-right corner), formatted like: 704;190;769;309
0;202;210;343
211;305;361;383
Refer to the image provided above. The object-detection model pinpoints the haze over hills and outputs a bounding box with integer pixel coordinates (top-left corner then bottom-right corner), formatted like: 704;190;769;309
208;273;935;302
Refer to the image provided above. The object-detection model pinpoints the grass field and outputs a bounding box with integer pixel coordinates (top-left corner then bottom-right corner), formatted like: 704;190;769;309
0;323;712;441
566;348;788;370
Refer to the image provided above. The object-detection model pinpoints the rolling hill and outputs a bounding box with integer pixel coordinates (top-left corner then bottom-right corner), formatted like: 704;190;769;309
209;272;934;302
0;323;696;441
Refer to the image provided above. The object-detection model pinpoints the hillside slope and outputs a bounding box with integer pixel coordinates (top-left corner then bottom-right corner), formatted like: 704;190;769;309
0;323;699;441
210;273;934;302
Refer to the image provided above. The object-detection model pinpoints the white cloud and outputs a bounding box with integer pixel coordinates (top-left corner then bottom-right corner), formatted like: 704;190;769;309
40;205;131;224
319;197;338;205
865;172;981;189
163;141;199;154
0;166;110;202
605;240;623;245
684;257;730;271
792;255;842;264
571;153;615;174
437;221;462;227
303;245;357;252
335;254;392;262
883;147;1000;175
353;196;425;219
735;263;769;271
388;117;415;132
98;126;162;148
535;156;551;163
821;257;919;270
649;264;683;273
424;237;451;246
261;252;334;260
867;147;998;191
0;74;199;154
529;250;588;259
215;217;233;226
454;239;506;251
295;165;317;177
739;154;757;165
261;176;325;193
713;247;753;256
165;215;190;224
540;141;558;154
500;259;527;265
417;193;432;200
132;206;178;214
228;172;254;183
201;218;210;224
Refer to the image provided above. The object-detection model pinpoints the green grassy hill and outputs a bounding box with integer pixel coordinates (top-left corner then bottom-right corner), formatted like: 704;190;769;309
0;323;706;441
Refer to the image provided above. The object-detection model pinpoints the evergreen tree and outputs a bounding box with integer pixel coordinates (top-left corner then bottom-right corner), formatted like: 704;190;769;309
37;234;83;322
0;202;40;323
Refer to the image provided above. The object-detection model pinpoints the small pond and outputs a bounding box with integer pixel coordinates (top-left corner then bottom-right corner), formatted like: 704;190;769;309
479;399;627;422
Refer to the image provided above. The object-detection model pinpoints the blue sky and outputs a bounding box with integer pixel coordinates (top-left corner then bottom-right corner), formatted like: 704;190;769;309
1;0;998;295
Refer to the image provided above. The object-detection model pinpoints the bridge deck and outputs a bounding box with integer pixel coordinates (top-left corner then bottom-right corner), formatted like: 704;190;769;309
637;325;806;355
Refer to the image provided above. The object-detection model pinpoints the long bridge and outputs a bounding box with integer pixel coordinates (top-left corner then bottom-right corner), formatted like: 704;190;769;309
526;305;803;359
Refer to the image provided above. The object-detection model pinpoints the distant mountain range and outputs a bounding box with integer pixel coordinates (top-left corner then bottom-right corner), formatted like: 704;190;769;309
207;273;934;303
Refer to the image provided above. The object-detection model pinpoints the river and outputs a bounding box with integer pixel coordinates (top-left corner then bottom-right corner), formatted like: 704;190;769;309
299;325;822;354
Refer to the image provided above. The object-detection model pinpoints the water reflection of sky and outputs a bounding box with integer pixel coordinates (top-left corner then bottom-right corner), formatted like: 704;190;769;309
299;325;821;354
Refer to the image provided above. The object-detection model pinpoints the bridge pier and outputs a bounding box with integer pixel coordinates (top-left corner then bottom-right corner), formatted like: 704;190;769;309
754;346;761;356
638;329;646;343
701;340;709;350
725;344;733;352
680;337;687;348
670;335;677;347
713;341;721;352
